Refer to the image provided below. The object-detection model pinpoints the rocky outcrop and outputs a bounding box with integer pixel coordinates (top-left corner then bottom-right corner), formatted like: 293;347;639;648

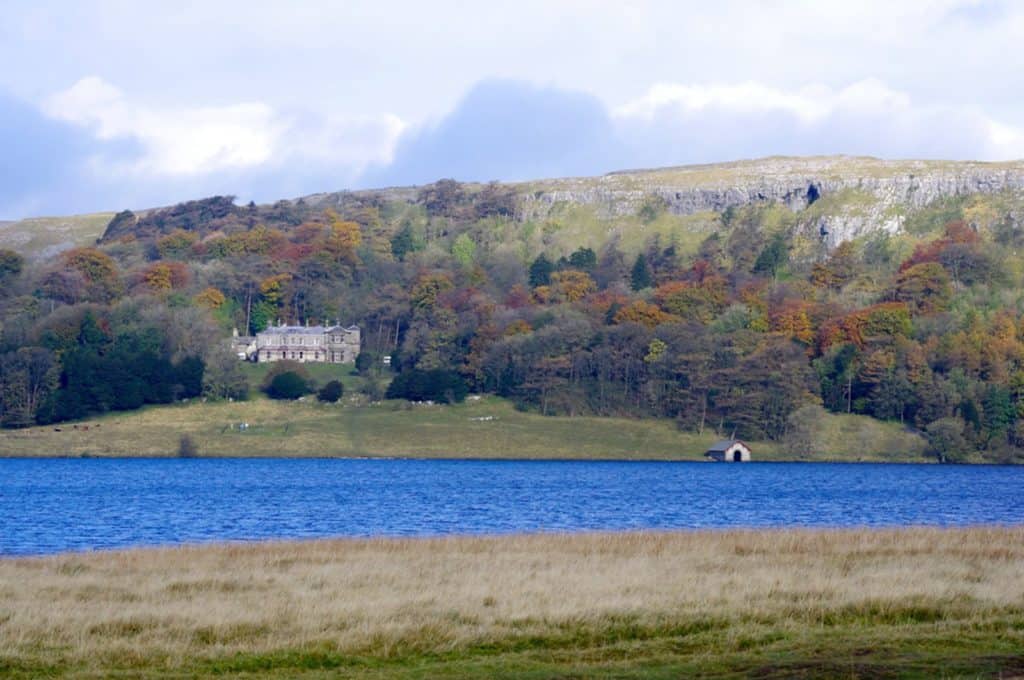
514;157;1024;246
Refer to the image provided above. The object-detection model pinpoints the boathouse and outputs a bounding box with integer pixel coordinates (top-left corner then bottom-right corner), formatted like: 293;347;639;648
704;439;751;462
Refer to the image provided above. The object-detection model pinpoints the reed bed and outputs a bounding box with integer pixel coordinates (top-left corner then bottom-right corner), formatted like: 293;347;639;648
1;527;1023;678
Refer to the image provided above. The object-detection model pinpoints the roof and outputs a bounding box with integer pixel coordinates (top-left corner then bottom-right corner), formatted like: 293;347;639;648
705;439;747;452
259;324;359;335
263;325;328;335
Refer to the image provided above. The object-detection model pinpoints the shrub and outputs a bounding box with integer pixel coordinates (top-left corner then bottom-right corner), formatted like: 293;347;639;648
260;361;312;392
317;380;344;403
360;374;385;401
265;371;310;400
178;435;199;458
354;351;377;376
385;368;468;404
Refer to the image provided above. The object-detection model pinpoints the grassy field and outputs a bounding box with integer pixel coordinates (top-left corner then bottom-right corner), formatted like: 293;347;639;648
0;389;933;461
1;527;1022;678
0;395;770;459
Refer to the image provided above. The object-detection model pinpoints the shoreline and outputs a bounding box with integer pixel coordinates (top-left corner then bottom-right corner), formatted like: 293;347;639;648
3;523;1021;560
0;453;946;462
0;450;937;462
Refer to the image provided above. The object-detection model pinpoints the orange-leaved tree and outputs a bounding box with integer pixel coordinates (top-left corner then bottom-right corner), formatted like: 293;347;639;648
60;248;123;303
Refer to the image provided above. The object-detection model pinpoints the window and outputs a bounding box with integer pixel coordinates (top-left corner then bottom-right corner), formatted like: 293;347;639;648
299;352;303;359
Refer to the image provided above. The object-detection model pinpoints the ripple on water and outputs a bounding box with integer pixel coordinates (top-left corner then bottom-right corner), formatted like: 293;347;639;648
1;458;1022;555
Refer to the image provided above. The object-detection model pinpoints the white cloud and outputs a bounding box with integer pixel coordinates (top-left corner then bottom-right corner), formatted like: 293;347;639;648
615;82;838;123
44;77;280;175
280;111;406;169
42;76;405;179
614;80;919;125
613;79;1024;161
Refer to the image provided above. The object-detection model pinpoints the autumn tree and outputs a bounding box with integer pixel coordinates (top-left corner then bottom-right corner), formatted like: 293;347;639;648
141;262;189;293
418;179;466;218
57;248;123;303
410;272;454;311
810;241;858;290
323;209;362;265
550;270;596;302
193;287;227;310
893;262;952;314
156;230;199;259
613;300;678;328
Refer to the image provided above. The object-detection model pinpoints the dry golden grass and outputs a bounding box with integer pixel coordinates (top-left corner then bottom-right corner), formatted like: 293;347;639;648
2;527;1023;678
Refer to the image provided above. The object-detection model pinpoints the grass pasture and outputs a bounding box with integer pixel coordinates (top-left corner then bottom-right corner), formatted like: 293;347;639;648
1;527;1022;678
0;390;929;461
0;395;743;459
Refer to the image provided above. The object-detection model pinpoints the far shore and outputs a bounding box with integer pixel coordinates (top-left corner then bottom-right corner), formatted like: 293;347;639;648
2;527;1022;678
2;452;946;463
0;393;953;463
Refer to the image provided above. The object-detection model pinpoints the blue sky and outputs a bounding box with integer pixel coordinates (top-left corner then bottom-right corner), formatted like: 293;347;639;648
2;0;1023;217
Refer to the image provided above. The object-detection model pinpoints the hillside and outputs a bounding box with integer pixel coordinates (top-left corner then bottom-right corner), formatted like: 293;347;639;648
3;155;1024;462
8;156;1024;261
262;157;1024;267
0;212;113;261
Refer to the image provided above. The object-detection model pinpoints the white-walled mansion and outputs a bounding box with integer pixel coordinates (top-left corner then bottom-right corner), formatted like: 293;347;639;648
251;323;361;364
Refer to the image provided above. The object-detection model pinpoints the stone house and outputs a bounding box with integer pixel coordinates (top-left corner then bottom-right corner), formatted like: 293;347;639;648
230;328;257;360
252;323;360;363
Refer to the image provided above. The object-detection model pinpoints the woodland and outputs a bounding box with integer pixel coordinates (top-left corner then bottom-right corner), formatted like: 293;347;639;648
1;178;1023;463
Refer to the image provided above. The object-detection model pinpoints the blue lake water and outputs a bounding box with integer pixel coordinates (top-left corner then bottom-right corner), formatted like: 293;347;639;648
1;458;1022;556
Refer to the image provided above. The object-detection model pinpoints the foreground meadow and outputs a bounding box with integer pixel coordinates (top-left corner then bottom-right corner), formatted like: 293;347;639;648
1;528;1023;678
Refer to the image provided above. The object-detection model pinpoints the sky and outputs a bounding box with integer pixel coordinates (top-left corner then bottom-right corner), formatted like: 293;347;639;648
2;0;1024;218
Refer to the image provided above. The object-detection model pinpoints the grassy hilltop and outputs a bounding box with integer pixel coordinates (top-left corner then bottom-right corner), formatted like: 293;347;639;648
1;527;1022;678
0;212;113;261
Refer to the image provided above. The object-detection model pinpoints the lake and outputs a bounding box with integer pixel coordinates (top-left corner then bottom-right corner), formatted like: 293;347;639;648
1;458;1022;556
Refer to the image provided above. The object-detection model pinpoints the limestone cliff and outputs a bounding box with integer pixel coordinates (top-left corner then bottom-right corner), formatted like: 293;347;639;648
512;156;1024;245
